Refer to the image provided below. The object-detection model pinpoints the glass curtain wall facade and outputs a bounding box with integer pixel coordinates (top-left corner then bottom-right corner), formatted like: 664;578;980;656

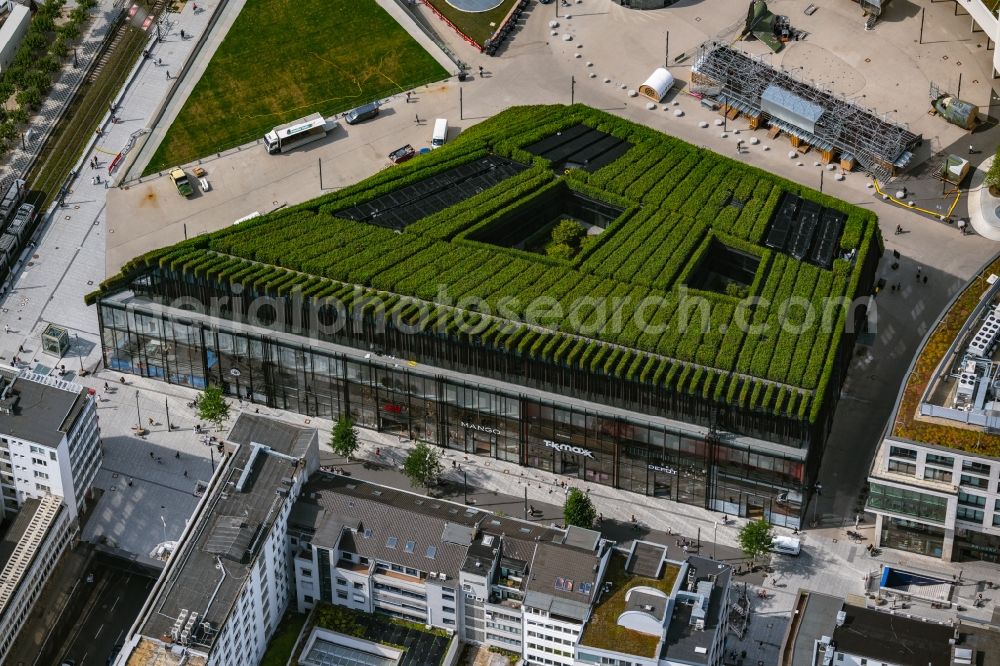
99;299;807;527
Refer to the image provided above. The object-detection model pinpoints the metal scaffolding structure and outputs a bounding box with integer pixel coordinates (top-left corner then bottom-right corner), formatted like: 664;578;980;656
691;43;920;182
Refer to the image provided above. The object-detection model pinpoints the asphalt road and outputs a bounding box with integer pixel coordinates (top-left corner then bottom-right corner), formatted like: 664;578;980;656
50;554;156;666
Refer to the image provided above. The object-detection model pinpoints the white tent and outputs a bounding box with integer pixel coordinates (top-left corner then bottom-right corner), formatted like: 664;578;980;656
639;68;675;102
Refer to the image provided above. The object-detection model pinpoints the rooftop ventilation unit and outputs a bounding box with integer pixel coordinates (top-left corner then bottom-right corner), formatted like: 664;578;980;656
835;610;846;627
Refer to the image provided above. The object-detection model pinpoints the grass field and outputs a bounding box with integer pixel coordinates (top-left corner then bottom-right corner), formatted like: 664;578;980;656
423;0;518;46
143;0;448;175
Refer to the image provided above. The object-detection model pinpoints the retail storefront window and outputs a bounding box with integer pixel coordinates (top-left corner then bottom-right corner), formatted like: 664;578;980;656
880;517;944;558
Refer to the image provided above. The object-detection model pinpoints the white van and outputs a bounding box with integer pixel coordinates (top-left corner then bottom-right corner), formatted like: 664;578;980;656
432;118;448;148
771;535;801;556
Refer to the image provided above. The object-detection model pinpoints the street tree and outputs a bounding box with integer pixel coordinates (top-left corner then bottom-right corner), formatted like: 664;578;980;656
737;519;774;568
402;441;442;490
563;487;597;528
330;417;359;460
195;385;230;431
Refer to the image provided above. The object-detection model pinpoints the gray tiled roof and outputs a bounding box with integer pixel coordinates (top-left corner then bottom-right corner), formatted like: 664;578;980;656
525;542;601;604
298;475;479;580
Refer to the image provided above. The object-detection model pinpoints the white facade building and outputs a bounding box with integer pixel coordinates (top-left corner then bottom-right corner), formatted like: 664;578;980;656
289;477;731;666
0;495;75;663
0;2;30;73
116;414;319;666
0;370;101;523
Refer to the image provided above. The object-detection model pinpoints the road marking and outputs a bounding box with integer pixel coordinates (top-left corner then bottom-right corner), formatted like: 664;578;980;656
110;595;121;614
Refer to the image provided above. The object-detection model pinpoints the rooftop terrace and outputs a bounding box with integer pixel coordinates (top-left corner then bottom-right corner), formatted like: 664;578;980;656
578;551;679;658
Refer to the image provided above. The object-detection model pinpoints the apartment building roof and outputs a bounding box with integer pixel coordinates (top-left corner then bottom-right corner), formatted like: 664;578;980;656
0;495;64;619
779;589;1000;666
832;605;953;666
662;555;731;664
0;370;88;448
293;474;608;619
890;260;1000;457
137;415;314;654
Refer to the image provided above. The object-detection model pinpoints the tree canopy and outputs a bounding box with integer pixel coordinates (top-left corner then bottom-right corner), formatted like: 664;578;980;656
563;487;597;528
330;417;359;459
737;519;774;564
195;385;230;430
402;441;442;490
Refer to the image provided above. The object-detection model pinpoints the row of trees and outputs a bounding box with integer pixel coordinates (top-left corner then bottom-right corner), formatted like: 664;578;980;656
0;0;97;152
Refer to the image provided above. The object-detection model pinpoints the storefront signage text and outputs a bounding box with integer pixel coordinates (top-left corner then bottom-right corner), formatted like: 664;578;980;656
647;464;677;475
461;421;501;435
544;440;594;459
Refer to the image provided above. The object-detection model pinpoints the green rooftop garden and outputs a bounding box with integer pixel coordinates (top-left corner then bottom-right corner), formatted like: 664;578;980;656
892;254;1000;457
579;553;679;658
91;104;879;423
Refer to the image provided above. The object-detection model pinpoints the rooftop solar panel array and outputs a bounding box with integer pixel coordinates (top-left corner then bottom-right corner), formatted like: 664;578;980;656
525;124;633;172
334;156;526;230
764;193;845;269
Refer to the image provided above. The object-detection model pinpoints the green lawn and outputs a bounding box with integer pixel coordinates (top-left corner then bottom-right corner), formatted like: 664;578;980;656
424;0;518;46
260;612;308;666
143;0;448;174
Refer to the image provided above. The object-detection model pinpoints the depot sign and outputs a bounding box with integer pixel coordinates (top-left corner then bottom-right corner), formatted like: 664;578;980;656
647;464;677;475
543;440;594;459
461;421;501;436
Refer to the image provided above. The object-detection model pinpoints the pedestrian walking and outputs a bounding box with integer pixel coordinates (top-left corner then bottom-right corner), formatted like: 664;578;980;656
478;65;484;77
970;144;975;155
923;275;928;285
406;91;411;102
414;114;420;125
175;451;180;459
183;470;188;477
854;514;860;530
3;324;7;334
149;451;154;459
148;417;154;426
127;478;133;486
166;70;171;79
180;29;186;39
157;57;162;66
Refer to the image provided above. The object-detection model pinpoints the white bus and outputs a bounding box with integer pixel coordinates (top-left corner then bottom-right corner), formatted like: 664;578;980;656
263;113;338;154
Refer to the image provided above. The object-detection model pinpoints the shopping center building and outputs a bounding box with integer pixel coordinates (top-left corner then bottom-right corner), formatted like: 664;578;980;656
868;261;1000;562
90;105;880;529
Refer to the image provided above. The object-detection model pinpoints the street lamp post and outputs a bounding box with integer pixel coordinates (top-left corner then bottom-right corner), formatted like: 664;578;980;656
713;523;718;560
160;515;167;543
165;396;171;430
812;482;823;526
464;469;468;505
571;76;575;105
135;390;142;430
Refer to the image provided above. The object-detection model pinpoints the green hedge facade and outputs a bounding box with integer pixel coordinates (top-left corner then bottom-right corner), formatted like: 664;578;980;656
93;104;880;449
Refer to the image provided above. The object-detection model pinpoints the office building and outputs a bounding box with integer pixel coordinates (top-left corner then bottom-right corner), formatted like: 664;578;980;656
779;589;1000;666
0;495;75;664
868;273;1000;562
90;104;881;529
117;413;319;665
0;369;101;523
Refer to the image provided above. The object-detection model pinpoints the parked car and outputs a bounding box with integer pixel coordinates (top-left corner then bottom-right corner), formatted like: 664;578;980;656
344;102;380;125
388;144;416;165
